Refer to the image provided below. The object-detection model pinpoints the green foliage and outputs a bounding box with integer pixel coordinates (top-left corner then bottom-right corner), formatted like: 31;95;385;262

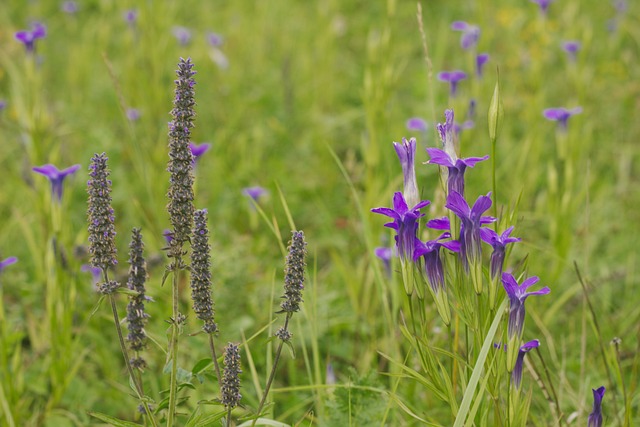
326;368;388;427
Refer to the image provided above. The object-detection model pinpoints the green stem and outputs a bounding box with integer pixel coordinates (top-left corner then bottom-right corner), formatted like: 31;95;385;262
208;333;222;389
167;262;181;427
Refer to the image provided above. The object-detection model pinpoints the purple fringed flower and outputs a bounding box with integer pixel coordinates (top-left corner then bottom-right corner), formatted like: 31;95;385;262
445;191;495;269
438;71;467;97
427;148;488;197
0;257;18;273
587;386;605;427
413;233;460;293
374;247;393;277
543;107;582;131
189;142;212;163
207;32;224;47
172;26;192;45
531;0;554;15
33;163;81;202
480;226;521;280
512;339;539;389
562;41;581;61
15;22;47;53
451;21;480;50
243;186;268;202
126;108;140;121
371;192;430;263
393;137;420;208
476;53;490;77
502;273;550;340
406;117;428;132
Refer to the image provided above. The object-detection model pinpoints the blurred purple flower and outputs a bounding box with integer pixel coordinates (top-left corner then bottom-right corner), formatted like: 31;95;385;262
562;41;581;61
81;263;102;286
480;226;521;280
502;273;550;341
413;233;460;293
467;99;477;121
207;32;224;47
437;109;456;154
61;1;78;14
371;192;430;263
512;339;540;389
32;163;81;202
406;117;428;132
427;148;488;197
445;191;495;269
543;107;582;131
451;21;480;50
476;53;490;77
124;9;138;26
163;229;174;245
173;26;192;45
126;108;140;121
531;0;554;15
374;246;393;276
613;0;627;13
393;137;419;208
189;142;212;163
588;386;606;427
0;100;6;111
243;186;268;202
0;257;18;273
438;71;467;96
15;22;47;53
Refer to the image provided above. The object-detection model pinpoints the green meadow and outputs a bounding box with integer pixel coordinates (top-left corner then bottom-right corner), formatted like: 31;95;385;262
0;0;638;425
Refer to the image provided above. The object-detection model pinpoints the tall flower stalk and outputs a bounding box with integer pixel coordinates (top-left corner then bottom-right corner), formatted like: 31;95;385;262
252;231;307;425
166;57;197;427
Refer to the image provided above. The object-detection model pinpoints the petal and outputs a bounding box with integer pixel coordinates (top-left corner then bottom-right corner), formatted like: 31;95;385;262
60;164;81;176
501;272;519;296
451;21;469;31
371;207;400;219
412;199;431;211
520;339;540;352
523;286;550;298
426;147;454;167
440;239;461;253
32;164;60;179
470;193;493;219
543;108;566;120
520;276;540;290
480;216;498;224
15;31;32;43
0;257;18;269
445;191;471;219
427;216;450;230
460;155;489;168
392;192;409;214
479;227;498;244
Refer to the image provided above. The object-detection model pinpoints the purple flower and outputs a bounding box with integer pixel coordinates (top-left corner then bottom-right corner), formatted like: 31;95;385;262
413;233;460;293
393;137;419;208
61;1;78;14
124;9;138;26
0;100;6;111
543;107;582;131
406;117;428;132
588;386;605;427
562;41;581;61
243;186;268;202
438;71;467;96
126;108;140;121
476;53;490;77
480;226;521;280
371;192;430;263
531;0;554;15
173;26;192;45
15;22;47;53
502;273;550;341
374;246;393;277
207;32;224;47
427;148;488;197
33;163;81;202
613;0;627;13
163;229;174;245
189;142;212;162
437;109;456;155
0;257;18;273
81;263;102;286
512;339;540;389
451;21;480;50
445;191;495;269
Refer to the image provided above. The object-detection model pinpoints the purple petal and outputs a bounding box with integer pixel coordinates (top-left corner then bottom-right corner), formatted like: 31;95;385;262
523;286;551;298
406;117;428;132
15;31;32;43
520;276;540;291
60;164;81;177
451;21;470;31
445;191;471;219
426;148;454;167
392;192;409;214
0;257;18;270
370;207;400;220
32;23;47;39
374;247;392;262
427;216;450;230
440;239;461;253
480;227;498;244
470;193;493;219
459;155;489;168
501;272;519;296
32;164;60;179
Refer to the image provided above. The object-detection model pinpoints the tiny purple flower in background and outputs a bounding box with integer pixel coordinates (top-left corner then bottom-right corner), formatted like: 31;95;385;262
81;264;102;287
480;226;521;280
207;32;224;47
562;41;581;61
427;148;488;197
543;107;582;131
374;246;393;277
393;137;419;208
32;163;81;202
413;233;460;293
613;0;627;13
406;117;428;132
126;108;140;121
163;229;174;245
445;191;495;270
588;386;606;427
531;0;554;15
502;273;550;341
467;99;477;121
243;186;268;202
61;1;78;14
453;120;475;135
438;71;467;97
189;142;212;163
371;192;429;263
173;26;192;46
476;53;489;77
512;339;540;389
0;100;6;112
451;21;480;50
124;9;138;27
437;109;456;156
0;257;18;273
15;22;47;53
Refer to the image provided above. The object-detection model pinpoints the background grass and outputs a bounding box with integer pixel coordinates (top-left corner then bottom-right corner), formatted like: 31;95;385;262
0;0;639;425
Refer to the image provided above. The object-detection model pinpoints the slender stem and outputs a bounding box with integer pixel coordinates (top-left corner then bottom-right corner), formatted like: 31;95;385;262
226;406;233;427
533;348;563;426
167;261;181;427
208;334;222;389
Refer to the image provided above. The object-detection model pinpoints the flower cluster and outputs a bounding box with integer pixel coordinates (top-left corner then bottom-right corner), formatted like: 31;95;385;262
279;231;307;313
221;343;242;408
126;228;150;370
87;153;118;273
190;209;217;334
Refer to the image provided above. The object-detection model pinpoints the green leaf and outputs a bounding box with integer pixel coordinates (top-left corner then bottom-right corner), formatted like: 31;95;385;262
88;412;143;427
192;358;212;374
488;77;503;143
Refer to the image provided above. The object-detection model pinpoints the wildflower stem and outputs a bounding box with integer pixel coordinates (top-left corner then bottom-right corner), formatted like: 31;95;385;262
208;333;222;389
532;348;563;426
167;264;180;427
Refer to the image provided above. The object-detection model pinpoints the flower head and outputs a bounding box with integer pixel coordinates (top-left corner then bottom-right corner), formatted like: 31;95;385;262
374;246;393;277
406;117;428;132
207;32;224;47
371;192;430;263
124;9;138;26
221;343;242;409
0;257;18;273
87;153;118;272
413;233;460;293
427;148;488;197
543;107;582;131
280;231;307;313
126;228;150;370
476;53;490;77
437;109;456;158
562;41;581;61
61;1;78;14
190;209;217;334
189;142;211;163
588;386;606;427
172;26;192;45
480;226;521;280
393;137;420;208
243;186;268;202
512;339;540;389
438;71;467;97
126;108;140;121
33;164;81;202
531;0;554;15
15;22;46;53
502;273;550;341
451;21;480;50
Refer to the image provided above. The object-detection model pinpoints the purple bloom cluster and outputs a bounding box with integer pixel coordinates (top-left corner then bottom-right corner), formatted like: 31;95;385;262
15;22;46;53
0;257;18;273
